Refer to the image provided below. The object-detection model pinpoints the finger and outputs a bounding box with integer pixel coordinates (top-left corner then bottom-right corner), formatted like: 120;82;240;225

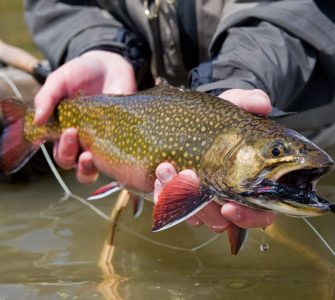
34;56;105;125
219;89;272;117
34;70;68;125
155;162;178;183
221;202;276;229
186;216;204;227
76;151;99;184
53;128;79;169
195;202;230;233
154;162;177;203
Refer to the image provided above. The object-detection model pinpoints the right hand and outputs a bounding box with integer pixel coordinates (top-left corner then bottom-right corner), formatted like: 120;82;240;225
34;50;137;182
154;88;275;233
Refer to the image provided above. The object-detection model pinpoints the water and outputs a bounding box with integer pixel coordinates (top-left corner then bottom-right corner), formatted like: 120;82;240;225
0;167;334;299
1;2;335;299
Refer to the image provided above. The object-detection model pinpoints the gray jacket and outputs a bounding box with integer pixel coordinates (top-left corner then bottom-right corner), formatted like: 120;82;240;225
25;0;335;133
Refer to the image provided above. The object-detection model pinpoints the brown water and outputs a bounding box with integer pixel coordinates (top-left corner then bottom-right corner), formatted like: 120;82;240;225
1;167;335;300
1;2;335;300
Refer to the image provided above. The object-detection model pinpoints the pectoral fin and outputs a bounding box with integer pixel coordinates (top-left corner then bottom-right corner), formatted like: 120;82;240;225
87;181;121;201
227;224;248;255
152;173;213;232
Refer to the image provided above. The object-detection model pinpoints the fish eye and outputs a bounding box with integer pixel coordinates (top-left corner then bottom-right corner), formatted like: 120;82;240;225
271;147;282;157
269;142;287;158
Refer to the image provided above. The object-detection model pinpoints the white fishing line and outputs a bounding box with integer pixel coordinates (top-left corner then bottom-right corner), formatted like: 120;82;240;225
39;144;111;221
40;144;72;196
303;217;335;256
0;70;23;98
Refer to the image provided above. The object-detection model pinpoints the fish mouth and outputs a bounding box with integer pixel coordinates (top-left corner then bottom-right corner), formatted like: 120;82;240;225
276;167;330;193
240;165;335;216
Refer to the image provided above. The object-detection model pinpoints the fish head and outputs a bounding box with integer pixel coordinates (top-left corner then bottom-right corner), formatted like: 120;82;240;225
201;120;335;216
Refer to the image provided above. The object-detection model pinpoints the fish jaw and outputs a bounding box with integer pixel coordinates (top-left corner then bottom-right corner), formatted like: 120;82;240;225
205;147;335;217
237;161;335;217
241;196;330;217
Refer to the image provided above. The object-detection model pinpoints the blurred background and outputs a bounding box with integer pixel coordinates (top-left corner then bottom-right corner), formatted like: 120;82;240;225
0;1;40;56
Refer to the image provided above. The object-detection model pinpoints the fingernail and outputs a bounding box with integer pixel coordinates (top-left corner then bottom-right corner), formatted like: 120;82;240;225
157;168;175;182
34;108;43;124
186;217;203;227
249;93;269;104
222;205;241;222
211;224;228;232
83;160;94;171
65;135;76;145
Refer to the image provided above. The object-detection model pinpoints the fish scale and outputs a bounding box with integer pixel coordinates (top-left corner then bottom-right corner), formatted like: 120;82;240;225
0;83;334;255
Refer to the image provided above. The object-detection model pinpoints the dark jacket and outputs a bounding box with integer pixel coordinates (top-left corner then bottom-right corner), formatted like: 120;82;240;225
25;0;335;133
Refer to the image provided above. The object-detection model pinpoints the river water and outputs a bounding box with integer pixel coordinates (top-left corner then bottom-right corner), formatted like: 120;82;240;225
0;2;335;300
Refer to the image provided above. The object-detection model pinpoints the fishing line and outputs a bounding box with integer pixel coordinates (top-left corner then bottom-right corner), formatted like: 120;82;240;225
0;71;22;98
41;143;220;254
303;217;335;256
41;137;220;255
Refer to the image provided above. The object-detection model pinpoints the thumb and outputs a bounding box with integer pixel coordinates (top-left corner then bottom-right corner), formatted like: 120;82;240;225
219;89;272;117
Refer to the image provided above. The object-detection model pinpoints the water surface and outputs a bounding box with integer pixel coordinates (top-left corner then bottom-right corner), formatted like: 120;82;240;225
0;165;334;299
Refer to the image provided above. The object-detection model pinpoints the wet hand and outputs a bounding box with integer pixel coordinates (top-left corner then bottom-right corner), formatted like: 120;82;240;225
153;89;276;232
34;51;137;183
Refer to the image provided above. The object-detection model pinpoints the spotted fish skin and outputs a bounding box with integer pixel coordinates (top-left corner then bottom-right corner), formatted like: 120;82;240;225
1;84;333;200
21;84;249;192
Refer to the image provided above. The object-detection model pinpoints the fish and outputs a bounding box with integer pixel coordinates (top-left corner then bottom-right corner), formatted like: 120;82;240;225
0;84;334;255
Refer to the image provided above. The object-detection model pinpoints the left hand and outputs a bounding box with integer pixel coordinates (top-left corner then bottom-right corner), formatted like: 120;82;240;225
35;50;137;183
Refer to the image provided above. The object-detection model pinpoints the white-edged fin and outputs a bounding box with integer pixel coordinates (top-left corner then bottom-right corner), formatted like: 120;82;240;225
152;200;211;232
87;181;122;201
133;197;145;218
152;173;213;232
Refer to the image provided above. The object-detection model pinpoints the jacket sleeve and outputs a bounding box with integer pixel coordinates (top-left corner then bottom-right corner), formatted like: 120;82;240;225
189;0;335;110
24;0;147;73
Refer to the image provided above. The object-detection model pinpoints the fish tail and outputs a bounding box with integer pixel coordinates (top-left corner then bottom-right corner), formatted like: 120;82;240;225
0;98;39;175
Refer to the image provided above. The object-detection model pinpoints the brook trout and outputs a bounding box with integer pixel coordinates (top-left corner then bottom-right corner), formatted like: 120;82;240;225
0;84;334;255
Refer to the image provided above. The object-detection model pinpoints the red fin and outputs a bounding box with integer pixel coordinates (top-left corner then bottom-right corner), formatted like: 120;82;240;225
0;98;38;175
152;173;213;232
227;224;248;255
130;194;144;218
87;181;121;201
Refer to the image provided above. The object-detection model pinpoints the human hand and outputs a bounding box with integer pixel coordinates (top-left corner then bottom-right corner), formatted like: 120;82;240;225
34;50;137;183
154;89;276;232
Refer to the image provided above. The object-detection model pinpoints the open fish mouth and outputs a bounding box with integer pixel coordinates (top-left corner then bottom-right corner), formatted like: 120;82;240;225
240;167;335;215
